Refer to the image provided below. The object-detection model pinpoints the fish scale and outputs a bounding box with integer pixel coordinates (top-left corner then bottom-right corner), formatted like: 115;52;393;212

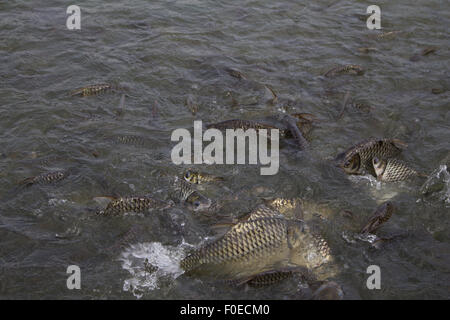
374;158;422;182
97;197;166;216
182;217;288;270
20;170;69;186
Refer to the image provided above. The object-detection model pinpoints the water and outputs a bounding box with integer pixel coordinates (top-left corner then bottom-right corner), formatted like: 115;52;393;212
0;0;449;299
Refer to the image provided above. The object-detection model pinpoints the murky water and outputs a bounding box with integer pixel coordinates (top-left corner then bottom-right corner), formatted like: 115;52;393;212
0;0;449;299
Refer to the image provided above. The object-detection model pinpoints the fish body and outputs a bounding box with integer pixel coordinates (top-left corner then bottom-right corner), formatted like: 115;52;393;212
184;170;224;184
111;135;151;147
97;196;169;216
335;138;407;176
206;119;282;135
360;202;394;234
324;65;364;77
70;83;119;97
372;157;424;182
181;205;331;279
20;170;68;186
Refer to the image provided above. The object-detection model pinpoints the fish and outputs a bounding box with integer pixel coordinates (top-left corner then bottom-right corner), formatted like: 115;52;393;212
178;180;214;213
96;196;171;216
372;157;426;182
206;119;282;135
224;266;307;287
311;281;344;300
262;197;303;219
352;102;373;113
70;83;121;97
410;47;437;62
324;65;365;77
183;170;224;184
263;197;335;221
225;68;246;80
337;91;351;120
19;170;69;186
282;115;308;150
431;88;445;95
180;205;331;279
373;30;402;40
265;85;278;104
185;95;199;115
110;135;152;147
335;138;407;176
358;47;378;54
360;202;394;234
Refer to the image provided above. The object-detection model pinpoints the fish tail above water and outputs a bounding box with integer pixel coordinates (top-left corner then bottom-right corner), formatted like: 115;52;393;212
282;115;308;150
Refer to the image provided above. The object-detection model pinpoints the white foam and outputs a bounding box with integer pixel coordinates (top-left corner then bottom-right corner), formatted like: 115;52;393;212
118;240;193;299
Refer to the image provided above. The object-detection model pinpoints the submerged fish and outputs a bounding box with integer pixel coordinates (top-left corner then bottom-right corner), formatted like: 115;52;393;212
225;266;306;287
311;281;344;300
110;135;152;147
185;95;199;115
373;31;402;40
372;157;426;182
335;138;407;176
70;83;121;97
20;170;69;186
180;205;331;279
410;47;437;62
225;68;247;80
97;196;170;216
360;202;394;234
324;65;365;77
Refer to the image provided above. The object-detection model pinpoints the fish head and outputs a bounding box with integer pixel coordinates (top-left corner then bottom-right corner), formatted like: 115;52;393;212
184;191;213;212
337;153;361;175
183;170;198;184
377;201;395;220
372;157;387;178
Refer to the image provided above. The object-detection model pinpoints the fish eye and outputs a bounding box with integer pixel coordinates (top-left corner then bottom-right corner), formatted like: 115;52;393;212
344;160;351;167
194;201;200;207
373;157;379;164
184;172;191;178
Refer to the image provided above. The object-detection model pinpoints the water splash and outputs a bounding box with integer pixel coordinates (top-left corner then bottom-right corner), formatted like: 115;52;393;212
420;165;450;207
118;240;193;299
